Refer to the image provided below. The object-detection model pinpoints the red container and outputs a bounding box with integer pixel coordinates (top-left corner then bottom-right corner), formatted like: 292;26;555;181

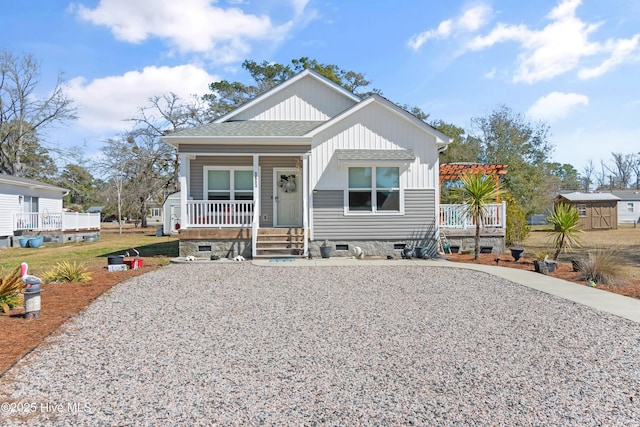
124;258;143;269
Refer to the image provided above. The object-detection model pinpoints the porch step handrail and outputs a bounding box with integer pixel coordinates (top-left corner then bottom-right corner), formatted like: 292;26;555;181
186;200;254;228
439;202;505;229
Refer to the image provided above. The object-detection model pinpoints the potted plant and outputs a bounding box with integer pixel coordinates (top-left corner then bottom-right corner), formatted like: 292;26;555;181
402;245;414;259
532;250;556;274
18;237;30;248
28;233;44;249
320;240;332;258
510;247;525;262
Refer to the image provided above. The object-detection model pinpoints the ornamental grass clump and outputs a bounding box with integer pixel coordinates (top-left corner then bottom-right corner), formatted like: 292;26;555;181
577;247;627;286
42;261;92;283
0;266;23;313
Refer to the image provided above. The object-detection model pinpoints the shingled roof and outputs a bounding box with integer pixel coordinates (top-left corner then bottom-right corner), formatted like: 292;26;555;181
169;120;325;138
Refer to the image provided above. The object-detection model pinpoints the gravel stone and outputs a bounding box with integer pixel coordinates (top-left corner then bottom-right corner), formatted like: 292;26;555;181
1;263;640;425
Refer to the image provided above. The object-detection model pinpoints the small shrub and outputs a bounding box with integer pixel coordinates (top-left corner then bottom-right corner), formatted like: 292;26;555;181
577;248;627;286
42;261;92;283
532;249;552;261
0;266;24;313
505;194;530;247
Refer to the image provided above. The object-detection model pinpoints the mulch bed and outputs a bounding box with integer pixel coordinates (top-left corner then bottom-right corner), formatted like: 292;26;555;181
445;252;640;300
0;266;151;376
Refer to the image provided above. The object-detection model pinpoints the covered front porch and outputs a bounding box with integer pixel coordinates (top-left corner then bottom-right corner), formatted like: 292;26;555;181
177;152;310;258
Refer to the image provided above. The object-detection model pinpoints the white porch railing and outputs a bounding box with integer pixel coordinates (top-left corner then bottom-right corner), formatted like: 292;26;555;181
186;200;254;227
439;202;506;229
14;212;101;231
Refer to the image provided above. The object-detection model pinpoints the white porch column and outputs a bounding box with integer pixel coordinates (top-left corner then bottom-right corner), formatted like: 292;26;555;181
179;176;188;229
252;154;260;258
302;154;309;256
179;154;191;230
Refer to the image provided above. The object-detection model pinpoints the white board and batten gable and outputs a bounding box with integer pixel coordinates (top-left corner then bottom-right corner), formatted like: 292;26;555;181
0;174;68;237
215;70;360;123
307;94;451;191
213;69;452;191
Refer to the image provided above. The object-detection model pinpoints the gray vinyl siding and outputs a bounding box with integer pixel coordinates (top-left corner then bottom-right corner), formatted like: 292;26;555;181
179;144;310;155
190;156;253;199
189;155;298;227
313;189;436;240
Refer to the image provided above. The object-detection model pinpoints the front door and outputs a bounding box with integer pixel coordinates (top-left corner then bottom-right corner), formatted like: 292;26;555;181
274;169;302;227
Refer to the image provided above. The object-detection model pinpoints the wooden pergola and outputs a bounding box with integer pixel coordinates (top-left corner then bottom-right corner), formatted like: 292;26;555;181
439;163;508;201
439;163;508;184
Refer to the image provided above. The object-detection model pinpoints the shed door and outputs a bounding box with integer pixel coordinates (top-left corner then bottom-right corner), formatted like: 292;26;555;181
274;169;302;227
592;206;612;229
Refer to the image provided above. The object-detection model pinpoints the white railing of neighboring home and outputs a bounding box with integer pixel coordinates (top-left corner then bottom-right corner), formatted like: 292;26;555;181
14;212;101;231
439;202;506;229
186;200;254;227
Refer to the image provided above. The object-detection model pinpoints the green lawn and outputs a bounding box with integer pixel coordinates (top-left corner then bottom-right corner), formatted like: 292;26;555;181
0;226;179;276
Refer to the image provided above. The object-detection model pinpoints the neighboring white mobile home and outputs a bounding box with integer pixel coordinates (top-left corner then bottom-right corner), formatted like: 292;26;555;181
611;190;640;224
0;174;100;247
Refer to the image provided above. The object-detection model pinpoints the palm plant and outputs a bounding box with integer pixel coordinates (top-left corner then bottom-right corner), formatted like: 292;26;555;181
452;173;503;260
0;266;23;313
546;202;582;260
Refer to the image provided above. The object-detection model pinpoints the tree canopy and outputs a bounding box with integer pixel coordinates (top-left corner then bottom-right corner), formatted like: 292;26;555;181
0;50;76;177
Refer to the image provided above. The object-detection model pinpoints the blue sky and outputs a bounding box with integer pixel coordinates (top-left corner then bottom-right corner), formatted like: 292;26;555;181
3;0;639;171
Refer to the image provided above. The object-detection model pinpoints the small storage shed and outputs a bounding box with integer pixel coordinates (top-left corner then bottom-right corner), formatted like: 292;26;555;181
555;192;620;231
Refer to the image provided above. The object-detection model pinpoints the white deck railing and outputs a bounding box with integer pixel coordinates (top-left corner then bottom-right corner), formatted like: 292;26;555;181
439;202;506;228
14;212;101;231
186;200;254;227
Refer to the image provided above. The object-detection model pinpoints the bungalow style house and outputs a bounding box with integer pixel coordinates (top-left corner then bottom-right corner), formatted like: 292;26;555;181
162;70;452;258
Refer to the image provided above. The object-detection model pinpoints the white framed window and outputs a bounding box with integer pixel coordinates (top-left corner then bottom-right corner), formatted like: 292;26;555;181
627;202;634;213
22;196;39;213
345;166;401;214
577;203;587;217
204;167;254;201
150;208;161;217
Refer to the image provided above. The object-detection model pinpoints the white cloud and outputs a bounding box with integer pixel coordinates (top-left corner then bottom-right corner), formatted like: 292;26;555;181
408;4;491;51
458;4;491;32
578;34;640;79
65;65;219;132
466;0;640;83
72;0;296;63
527;91;589;122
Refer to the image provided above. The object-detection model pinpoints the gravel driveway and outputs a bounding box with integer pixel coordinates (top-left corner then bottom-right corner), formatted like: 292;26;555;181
2;263;640;426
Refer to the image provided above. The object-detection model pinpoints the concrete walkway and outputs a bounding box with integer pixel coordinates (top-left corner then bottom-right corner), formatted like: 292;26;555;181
252;257;640;324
